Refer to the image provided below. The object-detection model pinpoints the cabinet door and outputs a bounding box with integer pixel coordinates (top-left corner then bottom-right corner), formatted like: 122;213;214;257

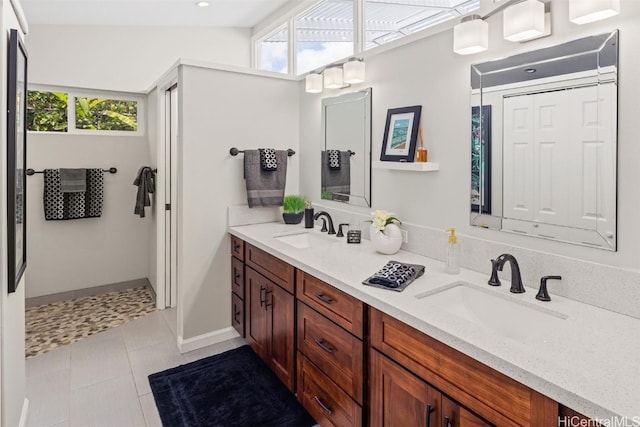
441;396;493;427
231;292;244;337
246;268;269;361
267;282;295;392
370;349;440;427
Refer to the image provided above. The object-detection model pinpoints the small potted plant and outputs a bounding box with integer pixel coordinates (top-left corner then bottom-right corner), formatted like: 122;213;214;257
282;195;307;224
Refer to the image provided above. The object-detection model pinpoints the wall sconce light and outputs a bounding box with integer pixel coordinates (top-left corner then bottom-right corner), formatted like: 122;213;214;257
569;0;620;25
453;15;489;55
503;0;545;42
305;73;323;93
343;58;366;84
324;67;344;89
305;58;366;94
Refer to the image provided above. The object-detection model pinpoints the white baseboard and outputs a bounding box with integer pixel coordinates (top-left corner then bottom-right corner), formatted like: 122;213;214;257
18;398;29;427
177;327;240;353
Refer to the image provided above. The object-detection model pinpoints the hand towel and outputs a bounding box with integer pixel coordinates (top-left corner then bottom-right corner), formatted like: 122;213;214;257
327;150;341;170
133;167;155;218
60;168;87;193
259;149;278;171
244;150;288;208
44;168;103;220
321;150;351;202
362;261;425;292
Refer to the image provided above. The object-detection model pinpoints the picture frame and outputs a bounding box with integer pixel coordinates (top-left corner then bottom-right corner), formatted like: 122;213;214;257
380;105;422;162
7;29;28;293
471;105;491;214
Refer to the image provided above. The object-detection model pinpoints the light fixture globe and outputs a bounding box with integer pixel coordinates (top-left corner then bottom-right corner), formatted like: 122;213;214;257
503;0;545;42
305;73;323;93
324;67;344;89
453;16;488;55
569;0;620;25
343;59;365;84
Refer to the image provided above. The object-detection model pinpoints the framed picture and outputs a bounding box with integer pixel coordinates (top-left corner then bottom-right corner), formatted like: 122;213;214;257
471;105;491;214
380;106;421;162
7;29;27;293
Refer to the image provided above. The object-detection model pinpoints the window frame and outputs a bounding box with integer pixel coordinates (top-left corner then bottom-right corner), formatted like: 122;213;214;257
28;84;146;136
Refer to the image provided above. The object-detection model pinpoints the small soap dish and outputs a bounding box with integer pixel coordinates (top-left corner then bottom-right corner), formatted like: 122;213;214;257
347;230;361;244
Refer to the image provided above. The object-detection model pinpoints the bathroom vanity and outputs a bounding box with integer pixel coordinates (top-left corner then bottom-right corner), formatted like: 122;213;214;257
228;223;638;426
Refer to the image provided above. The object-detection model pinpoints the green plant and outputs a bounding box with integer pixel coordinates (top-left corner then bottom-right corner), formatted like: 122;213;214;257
282;195;306;214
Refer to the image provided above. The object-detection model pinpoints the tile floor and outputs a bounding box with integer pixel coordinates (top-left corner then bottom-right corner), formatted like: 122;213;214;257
26;307;246;427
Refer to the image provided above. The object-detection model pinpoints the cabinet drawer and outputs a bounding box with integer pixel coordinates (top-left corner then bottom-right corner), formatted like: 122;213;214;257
230;235;244;260
297;353;362;427
296;271;364;338
246;243;295;294
231;257;244;298
297;302;363;404
231;292;244;337
370;308;536;427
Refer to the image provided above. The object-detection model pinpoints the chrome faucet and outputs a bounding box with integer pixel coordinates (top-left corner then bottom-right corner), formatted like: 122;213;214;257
488;254;525;293
313;211;336;235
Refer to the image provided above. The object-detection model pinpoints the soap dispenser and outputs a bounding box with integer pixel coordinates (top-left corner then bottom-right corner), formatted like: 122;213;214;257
445;228;460;275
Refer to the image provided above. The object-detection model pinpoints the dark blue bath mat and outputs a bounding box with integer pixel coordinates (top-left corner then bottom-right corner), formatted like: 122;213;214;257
148;345;315;427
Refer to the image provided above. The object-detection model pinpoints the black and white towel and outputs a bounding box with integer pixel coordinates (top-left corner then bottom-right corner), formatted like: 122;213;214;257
363;261;425;292
327;150;341;170
244;150;288;208
321;150;351;202
44;169;103;220
259;149;278;171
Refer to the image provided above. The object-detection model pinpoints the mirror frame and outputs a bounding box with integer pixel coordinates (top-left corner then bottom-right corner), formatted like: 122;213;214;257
321;88;372;207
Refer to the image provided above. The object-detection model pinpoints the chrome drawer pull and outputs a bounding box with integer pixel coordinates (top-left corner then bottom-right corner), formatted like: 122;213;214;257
313;396;332;415
314;293;334;304
315;338;334;354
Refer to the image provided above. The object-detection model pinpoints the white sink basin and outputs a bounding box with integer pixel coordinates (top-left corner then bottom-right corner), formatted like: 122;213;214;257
274;231;313;249
415;282;568;344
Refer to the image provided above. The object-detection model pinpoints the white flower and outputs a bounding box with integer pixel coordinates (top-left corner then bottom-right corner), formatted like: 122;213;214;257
370;210;400;231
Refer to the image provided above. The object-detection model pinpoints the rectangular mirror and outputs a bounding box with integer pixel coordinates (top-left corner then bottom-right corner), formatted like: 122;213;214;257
321;88;372;207
470;31;618;250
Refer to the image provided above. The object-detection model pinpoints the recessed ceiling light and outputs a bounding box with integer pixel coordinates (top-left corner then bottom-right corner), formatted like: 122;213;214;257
196;1;209;7
525;68;536;73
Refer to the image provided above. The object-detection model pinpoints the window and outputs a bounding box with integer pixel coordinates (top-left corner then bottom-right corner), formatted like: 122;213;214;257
364;0;480;50
75;97;138;131
295;0;354;75
258;25;289;74
253;0;480;75
27;91;68;132
27;87;143;134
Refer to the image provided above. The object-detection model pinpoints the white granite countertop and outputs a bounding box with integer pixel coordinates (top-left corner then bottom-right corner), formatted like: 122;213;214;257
228;222;640;423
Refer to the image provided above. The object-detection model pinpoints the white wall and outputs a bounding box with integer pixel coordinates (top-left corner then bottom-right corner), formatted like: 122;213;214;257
25;25;251;92
179;65;299;339
147;88;159;294
26;133;151;298
300;1;640;271
1;3;27;426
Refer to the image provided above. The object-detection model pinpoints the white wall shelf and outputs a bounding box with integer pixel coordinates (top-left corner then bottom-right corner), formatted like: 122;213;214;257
372;161;439;172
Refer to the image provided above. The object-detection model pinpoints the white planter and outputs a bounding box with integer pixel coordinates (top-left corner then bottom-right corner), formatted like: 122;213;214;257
370;223;403;255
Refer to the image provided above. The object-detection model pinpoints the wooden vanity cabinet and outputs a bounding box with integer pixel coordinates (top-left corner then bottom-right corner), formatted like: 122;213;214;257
230;239;245;337
296;271;364;427
245;266;295;392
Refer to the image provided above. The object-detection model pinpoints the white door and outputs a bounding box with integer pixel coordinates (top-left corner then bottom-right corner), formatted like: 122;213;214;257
164;84;178;308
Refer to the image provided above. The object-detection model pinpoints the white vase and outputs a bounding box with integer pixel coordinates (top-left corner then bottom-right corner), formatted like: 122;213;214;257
370;223;403;255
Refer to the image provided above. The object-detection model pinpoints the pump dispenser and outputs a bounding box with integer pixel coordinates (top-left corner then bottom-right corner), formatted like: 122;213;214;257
445;228;460;274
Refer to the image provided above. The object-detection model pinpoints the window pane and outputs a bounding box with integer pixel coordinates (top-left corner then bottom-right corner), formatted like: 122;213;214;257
75;97;138;131
27;91;68;132
365;0;479;50
259;26;289;74
296;0;354;75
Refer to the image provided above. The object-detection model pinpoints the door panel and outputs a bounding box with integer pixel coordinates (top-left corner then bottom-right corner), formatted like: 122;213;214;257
245;268;268;361
268;283;295;392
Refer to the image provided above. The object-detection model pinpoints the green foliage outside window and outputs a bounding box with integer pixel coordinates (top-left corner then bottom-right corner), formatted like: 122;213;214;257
27;91;68;132
75;97;138;131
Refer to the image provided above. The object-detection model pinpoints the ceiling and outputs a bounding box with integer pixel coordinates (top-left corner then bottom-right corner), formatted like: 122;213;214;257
20;0;293;27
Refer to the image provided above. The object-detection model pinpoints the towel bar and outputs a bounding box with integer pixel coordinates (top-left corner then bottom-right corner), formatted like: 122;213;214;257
229;147;295;157
26;167;117;176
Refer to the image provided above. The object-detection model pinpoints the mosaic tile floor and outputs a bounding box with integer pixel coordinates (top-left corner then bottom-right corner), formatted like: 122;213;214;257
25;286;156;358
